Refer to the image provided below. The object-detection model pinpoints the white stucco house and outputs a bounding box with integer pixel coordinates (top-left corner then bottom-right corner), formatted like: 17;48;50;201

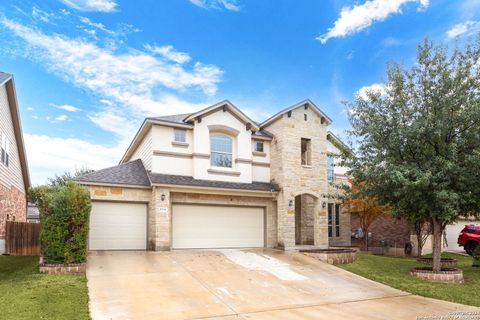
77;99;350;251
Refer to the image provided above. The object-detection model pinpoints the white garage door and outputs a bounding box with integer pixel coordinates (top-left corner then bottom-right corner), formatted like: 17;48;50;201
89;202;147;250
172;204;264;249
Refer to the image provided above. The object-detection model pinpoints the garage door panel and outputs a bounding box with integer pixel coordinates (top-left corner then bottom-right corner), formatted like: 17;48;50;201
89;202;147;250
172;204;264;249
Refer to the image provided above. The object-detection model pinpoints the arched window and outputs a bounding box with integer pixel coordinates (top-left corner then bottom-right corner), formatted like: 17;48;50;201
210;134;232;168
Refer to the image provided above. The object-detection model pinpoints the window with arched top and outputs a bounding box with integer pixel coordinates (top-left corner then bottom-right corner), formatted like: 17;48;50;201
210;134;232;168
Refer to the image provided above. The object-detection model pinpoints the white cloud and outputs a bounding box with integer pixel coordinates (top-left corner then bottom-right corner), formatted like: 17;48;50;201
24;133;122;185
189;0;241;11
59;0;118;12
51;103;81;112
27;107;34;111
357;83;385;100
55;114;68;121
1;18;223;118
32;6;54;23
317;0;429;44
446;20;480;39
144;44;191;64
1;16;222;184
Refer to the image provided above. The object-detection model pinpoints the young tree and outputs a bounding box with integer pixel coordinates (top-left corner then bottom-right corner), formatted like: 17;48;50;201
47;167;93;187
343;181;387;250
345;38;480;272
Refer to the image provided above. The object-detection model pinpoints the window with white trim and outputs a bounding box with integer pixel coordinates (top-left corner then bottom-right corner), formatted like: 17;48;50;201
174;129;186;142
210;134;232;168
254;141;264;153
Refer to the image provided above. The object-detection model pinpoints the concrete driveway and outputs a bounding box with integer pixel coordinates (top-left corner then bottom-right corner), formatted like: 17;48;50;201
87;249;478;320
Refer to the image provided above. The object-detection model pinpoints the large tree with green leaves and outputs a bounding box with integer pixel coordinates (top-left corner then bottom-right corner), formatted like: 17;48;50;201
345;38;480;272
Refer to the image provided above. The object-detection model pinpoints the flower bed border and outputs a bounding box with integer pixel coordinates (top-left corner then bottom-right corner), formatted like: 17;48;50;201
410;267;463;283
416;257;458;268
300;248;357;265
39;257;86;274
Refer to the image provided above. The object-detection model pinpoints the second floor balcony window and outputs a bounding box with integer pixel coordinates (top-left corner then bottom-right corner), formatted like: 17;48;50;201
210;134;232;168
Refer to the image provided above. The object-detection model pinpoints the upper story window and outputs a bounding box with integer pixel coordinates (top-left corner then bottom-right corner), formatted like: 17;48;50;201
301;138;311;166
327;156;334;183
1;133;9;167
210;134;232;168
174;129;186;143
254;141;264;153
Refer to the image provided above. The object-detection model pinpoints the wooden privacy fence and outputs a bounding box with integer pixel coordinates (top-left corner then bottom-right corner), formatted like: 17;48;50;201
5;221;41;256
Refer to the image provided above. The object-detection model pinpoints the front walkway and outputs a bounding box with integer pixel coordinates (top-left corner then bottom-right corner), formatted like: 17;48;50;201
87;249;478;320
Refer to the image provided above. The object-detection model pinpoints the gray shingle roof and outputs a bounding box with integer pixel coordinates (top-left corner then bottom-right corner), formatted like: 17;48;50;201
76;159;150;187
147;113;192;125
76;159;279;192
148;172;279;192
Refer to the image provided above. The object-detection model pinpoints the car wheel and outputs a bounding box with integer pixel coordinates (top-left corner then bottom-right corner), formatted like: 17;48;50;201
465;242;477;256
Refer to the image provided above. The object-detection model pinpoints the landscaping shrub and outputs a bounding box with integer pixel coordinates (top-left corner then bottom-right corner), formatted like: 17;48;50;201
30;181;91;264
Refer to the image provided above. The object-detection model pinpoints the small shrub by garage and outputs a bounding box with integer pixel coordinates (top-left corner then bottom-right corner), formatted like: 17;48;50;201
30;181;91;266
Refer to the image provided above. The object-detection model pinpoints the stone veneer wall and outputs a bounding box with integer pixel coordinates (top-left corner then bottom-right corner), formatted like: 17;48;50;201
0;184;26;253
267;106;329;248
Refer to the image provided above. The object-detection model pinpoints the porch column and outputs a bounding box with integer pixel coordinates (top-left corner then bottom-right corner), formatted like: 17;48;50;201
149;187;171;251
277;190;296;248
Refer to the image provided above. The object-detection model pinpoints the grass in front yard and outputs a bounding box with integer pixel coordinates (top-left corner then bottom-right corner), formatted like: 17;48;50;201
339;252;480;307
0;256;89;320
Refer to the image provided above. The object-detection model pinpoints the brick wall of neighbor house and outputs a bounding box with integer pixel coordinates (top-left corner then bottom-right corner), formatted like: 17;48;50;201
351;214;411;249
0;184;26;253
267;106;329;248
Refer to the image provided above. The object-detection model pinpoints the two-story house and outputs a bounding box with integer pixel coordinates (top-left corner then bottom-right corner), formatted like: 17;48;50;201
0;72;30;254
78;99;350;251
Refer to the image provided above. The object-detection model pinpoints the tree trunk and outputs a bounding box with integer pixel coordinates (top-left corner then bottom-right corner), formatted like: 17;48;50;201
417;235;423;257
431;217;443;273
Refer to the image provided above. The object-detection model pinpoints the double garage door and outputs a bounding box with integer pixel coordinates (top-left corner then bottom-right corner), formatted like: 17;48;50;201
89;201;264;250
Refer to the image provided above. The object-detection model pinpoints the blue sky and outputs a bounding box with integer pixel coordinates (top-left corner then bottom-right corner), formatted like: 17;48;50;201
0;0;479;185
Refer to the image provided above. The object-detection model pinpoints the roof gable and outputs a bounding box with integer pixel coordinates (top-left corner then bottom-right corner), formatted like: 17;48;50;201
1;73;30;190
183;100;260;131
260;99;332;128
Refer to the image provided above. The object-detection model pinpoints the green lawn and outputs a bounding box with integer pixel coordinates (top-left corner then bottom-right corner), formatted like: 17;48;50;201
339;252;480;307
0;256;89;320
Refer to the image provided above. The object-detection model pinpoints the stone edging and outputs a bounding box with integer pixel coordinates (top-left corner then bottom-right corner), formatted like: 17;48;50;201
416;257;458;268
39;257;86;274
410;267;464;283
300;249;357;265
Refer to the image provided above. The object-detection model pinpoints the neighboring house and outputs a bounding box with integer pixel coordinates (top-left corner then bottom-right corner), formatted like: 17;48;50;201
77;99;350;251
27;203;40;223
0;72;30;254
350;215;412;255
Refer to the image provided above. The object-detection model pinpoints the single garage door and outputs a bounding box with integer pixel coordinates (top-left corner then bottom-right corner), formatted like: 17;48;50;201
172;204;264;249
89;202;147;250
